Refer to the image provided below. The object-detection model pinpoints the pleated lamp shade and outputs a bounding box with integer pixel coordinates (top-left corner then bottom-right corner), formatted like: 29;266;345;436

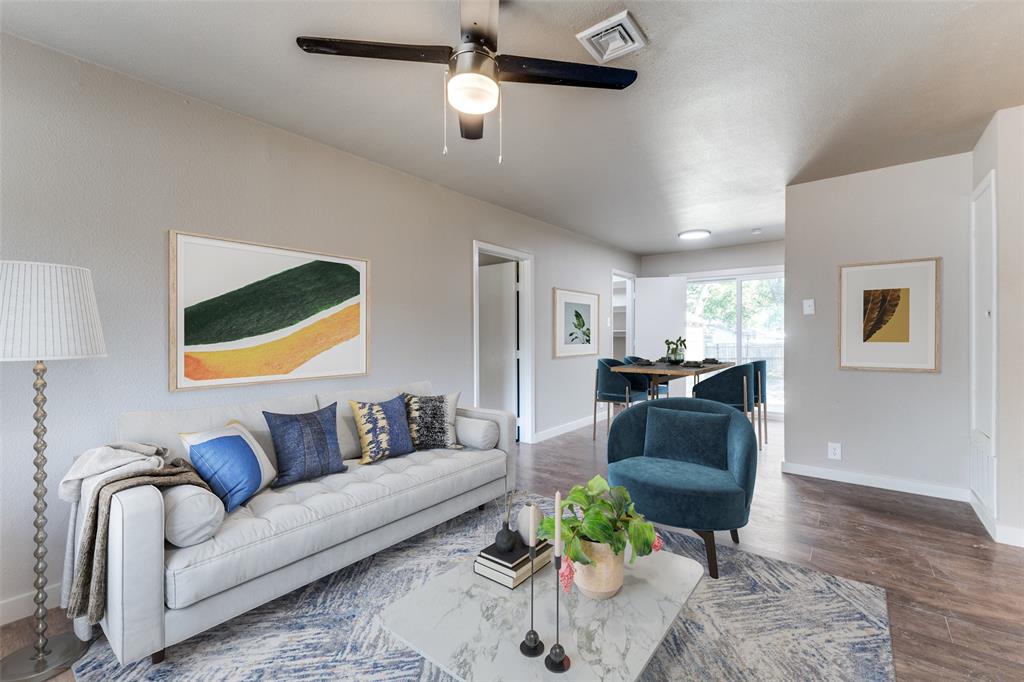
0;260;107;361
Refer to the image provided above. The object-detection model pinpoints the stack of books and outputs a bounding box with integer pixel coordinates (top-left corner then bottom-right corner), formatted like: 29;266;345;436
474;539;553;589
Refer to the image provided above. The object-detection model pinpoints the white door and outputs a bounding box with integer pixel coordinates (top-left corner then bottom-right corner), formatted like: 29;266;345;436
969;171;997;525
478;261;518;415
635;276;687;361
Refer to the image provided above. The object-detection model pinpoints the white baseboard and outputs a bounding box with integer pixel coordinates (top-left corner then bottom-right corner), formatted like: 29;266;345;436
526;412;608;443
996;524;1024;548
780;461;971;502
969;490;997;537
0;582;62;626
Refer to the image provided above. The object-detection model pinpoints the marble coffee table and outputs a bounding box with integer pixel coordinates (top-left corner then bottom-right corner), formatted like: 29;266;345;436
381;550;704;681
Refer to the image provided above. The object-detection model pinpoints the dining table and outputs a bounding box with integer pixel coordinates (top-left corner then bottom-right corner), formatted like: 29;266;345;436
610;361;735;399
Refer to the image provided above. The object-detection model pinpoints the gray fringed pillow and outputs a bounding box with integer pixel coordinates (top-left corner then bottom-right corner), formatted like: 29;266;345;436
403;392;461;450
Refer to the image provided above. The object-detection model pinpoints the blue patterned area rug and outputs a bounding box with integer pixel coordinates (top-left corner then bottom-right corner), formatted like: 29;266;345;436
74;494;893;681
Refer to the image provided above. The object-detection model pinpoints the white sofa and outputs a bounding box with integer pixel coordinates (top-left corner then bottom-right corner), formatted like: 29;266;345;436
72;381;515;665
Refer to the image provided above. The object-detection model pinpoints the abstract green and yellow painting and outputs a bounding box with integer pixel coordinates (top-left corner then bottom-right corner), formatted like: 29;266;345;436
171;232;368;389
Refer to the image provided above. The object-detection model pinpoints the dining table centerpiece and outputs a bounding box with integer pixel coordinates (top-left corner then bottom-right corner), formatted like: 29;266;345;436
538;475;662;600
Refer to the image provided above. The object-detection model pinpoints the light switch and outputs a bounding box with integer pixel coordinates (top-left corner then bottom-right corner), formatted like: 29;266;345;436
802;298;816;315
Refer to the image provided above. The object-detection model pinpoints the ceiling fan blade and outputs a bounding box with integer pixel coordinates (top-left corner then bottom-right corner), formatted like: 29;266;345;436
459;113;484;140
496;54;637;89
459;0;500;52
296;37;453;65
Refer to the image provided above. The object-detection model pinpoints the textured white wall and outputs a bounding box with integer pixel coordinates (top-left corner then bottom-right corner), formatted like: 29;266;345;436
784;154;972;495
0;36;639;618
972;107;1024;537
640;240;785;277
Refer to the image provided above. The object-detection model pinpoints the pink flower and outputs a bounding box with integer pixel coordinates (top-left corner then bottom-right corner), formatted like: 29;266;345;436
652;533;664;553
558;559;575;593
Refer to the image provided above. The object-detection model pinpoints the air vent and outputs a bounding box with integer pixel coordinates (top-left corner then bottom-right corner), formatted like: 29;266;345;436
576;11;647;64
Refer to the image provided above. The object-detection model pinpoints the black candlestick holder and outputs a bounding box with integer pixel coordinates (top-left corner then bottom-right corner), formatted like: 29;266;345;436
544;555;571;672
519;546;545;657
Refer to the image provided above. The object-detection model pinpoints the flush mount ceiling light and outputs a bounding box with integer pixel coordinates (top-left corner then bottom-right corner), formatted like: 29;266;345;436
678;229;712;241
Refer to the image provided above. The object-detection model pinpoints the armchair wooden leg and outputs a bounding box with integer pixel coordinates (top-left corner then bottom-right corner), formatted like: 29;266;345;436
730;529;739;544
152;649;166;665
694;530;719;579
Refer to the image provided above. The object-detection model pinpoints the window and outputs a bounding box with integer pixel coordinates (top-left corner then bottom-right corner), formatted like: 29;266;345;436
686;273;784;412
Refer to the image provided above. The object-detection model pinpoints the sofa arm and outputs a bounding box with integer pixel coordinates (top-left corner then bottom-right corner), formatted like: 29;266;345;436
100;485;165;664
457;406;517;491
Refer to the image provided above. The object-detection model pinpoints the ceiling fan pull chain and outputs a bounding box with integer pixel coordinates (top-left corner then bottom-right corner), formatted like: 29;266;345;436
442;68;449;157
497;88;503;165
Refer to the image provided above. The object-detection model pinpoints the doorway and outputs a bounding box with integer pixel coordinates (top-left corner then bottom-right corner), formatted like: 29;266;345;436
969;170;997;532
611;271;636;359
473;241;535;442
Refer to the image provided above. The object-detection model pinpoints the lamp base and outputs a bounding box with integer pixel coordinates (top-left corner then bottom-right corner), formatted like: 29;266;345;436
0;633;90;682
545;651;571;673
519;630;545;657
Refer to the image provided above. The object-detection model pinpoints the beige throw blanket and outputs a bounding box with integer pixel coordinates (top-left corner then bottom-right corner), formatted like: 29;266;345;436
67;459;211;623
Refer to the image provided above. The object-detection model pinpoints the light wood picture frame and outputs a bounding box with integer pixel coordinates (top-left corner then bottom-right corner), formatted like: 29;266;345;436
553;287;600;358
838;257;941;372
169;231;369;390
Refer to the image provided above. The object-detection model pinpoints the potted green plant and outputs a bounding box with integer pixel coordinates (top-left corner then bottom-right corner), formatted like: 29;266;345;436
538;475;663;600
664;336;687;364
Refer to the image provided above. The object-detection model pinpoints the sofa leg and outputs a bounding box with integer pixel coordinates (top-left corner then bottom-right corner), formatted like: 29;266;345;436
694;530;719;579
151;649;166;665
730;529;739;544
477;504;486;511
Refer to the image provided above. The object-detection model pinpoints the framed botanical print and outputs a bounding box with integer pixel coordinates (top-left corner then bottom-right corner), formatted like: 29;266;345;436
838;257;940;372
553;288;599;358
170;231;369;390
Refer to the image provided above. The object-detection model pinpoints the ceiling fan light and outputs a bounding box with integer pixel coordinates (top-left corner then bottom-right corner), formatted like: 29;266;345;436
447;72;499;115
678;229;712;240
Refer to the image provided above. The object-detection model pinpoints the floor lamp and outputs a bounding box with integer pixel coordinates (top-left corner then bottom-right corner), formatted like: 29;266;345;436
0;261;106;682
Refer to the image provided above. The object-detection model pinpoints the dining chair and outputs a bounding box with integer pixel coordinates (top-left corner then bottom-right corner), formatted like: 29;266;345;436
691;363;757;448
751;359;768;448
623;356;669;398
594;358;646;440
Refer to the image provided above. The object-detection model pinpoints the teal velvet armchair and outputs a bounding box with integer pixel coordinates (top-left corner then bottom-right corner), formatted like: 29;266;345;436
607;398;757;578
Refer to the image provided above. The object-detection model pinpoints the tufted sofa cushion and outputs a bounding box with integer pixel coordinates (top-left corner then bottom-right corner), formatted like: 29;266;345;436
163;447;506;608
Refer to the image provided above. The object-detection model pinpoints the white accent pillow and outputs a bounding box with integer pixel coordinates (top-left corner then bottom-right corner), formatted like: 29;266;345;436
163;485;225;547
455;416;499;450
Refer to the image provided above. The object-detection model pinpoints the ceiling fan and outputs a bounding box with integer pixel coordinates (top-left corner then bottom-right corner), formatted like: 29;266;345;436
296;0;638;140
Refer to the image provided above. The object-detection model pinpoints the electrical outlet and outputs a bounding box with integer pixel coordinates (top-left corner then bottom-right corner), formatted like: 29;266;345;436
802;298;816;315
827;442;842;461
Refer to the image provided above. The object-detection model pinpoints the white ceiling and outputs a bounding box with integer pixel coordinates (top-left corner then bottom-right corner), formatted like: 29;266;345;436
3;1;1022;255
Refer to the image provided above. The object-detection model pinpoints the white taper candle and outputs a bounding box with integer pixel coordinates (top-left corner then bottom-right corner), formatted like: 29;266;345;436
529;504;538;547
554;491;562;557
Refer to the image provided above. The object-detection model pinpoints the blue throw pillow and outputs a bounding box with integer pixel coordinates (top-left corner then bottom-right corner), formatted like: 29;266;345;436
180;423;277;512
263;402;347;487
643;407;731;470
349;395;415;464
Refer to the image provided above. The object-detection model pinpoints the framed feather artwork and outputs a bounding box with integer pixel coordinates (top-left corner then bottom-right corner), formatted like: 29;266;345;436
838;257;941;372
169;231;369;390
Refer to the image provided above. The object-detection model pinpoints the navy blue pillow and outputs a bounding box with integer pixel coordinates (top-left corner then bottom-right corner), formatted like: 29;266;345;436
263;402;346;487
643;407;731;470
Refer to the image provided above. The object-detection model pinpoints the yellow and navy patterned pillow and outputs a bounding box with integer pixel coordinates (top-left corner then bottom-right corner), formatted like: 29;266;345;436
404;392;461;451
349;395;415;464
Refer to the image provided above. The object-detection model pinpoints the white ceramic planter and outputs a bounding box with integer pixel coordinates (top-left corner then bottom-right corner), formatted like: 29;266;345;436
573;540;625;599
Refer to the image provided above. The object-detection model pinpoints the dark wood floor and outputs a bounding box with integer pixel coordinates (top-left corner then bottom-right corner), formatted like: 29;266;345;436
518;418;1024;681
4;419;1022;680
